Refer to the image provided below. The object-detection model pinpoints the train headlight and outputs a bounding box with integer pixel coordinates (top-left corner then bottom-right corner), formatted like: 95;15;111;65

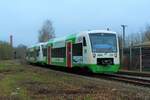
93;53;96;58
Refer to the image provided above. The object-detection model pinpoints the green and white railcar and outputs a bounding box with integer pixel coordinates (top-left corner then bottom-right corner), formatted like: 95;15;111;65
26;42;47;65
46;30;120;73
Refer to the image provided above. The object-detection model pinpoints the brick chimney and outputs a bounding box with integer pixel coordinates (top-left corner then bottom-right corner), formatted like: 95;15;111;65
10;35;13;47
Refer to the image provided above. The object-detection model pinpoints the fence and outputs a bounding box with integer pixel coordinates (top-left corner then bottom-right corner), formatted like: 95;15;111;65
122;46;150;72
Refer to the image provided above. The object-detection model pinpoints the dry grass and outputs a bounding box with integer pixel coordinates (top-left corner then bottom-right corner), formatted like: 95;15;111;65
0;60;149;100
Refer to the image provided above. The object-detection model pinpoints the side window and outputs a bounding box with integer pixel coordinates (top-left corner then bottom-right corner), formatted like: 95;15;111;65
72;43;83;56
83;37;87;46
51;47;66;58
43;48;47;57
29;51;32;57
36;49;40;57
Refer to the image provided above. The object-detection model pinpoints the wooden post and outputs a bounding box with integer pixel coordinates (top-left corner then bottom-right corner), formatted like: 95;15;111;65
129;42;132;69
140;47;142;72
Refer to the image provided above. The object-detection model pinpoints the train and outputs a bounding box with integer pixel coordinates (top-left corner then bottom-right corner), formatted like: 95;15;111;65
26;30;120;73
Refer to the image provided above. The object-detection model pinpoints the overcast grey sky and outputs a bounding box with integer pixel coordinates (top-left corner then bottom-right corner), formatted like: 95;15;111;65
0;0;150;46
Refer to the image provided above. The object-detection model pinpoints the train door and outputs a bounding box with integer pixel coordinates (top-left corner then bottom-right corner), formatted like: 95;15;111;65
39;46;43;61
83;37;88;64
66;42;72;68
47;46;51;64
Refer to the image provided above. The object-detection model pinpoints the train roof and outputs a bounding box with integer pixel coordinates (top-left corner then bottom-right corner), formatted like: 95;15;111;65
47;33;76;44
28;30;117;48
82;30;116;34
47;30;117;44
29;42;48;49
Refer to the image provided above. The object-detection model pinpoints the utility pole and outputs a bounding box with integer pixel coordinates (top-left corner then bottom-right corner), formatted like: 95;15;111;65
121;25;127;68
129;41;132;69
139;33;143;72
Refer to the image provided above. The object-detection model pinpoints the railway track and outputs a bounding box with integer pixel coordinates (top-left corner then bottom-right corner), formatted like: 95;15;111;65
31;64;150;88
118;70;150;77
72;69;150;87
70;70;150;87
93;73;150;87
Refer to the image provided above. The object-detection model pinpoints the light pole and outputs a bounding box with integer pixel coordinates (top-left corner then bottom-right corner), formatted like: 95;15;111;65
121;25;127;67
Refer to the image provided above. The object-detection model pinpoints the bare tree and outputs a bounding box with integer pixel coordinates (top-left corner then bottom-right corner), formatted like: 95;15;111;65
0;41;13;60
132;32;142;45
124;31;145;47
38;20;55;42
143;25;150;42
120;24;150;47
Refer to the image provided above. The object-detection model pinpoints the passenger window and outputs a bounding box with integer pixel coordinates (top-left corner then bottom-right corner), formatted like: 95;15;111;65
51;47;66;58
83;37;87;46
36;49;40;57
72;43;83;56
43;48;47;57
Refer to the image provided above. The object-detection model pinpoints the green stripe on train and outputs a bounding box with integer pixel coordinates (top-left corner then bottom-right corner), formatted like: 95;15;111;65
73;64;120;73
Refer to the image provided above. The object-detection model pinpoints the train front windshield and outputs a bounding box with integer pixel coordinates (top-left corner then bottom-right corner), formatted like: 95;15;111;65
89;33;117;53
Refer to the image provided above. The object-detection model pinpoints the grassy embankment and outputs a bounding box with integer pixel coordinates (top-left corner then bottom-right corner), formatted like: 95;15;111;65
0;60;150;100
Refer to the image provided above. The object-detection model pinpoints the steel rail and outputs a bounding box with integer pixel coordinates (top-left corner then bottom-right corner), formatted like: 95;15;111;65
97;73;150;87
118;71;150;77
